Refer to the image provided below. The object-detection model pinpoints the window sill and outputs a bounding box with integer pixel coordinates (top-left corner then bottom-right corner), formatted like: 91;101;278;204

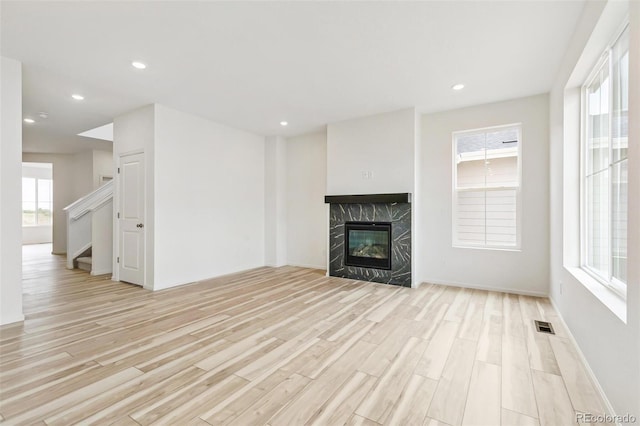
565;266;627;323
453;244;522;253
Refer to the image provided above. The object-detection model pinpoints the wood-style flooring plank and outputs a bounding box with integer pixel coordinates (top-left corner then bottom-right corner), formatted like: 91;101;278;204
457;290;488;341
414;320;459;380
524;322;561;375
476;314;502;366
549;337;607;415
355;337;429;423
307;371;377;426
346;414;381;426
501;408;540;426
531;369;578;426
501;334;538;419
426;338;477;426
225;373;310;426
461;361;501;426
4;367;143;425
387;374;438;426
267;340;377;426
201;369;291;425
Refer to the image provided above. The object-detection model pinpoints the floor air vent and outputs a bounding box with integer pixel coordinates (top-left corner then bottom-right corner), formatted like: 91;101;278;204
534;320;555;335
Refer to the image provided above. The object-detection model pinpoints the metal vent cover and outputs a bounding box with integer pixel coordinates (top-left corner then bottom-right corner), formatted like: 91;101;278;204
534;320;555;335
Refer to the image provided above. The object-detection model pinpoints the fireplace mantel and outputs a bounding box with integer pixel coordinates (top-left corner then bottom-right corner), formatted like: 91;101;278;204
324;193;411;204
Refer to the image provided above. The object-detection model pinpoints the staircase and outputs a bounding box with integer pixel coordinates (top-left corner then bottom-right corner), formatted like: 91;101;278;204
77;256;93;272
63;180;113;275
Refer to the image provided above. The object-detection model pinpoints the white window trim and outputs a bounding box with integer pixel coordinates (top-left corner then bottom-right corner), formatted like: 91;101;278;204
452;123;523;251
579;22;628;301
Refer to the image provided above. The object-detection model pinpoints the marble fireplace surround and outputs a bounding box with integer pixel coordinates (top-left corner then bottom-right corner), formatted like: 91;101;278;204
325;193;411;287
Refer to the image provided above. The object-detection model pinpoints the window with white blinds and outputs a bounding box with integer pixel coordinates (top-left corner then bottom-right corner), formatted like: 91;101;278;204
453;124;521;249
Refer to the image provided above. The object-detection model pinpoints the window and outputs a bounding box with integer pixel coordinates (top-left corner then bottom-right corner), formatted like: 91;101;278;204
453;124;521;249
582;24;628;297
22;177;53;226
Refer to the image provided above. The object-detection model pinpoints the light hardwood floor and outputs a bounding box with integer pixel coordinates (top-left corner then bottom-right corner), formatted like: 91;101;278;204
0;244;611;425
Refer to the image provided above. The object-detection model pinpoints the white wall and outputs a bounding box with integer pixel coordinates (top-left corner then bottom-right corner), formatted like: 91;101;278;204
93;150;114;189
152;104;265;290
326;108;419;285
419;94;550;296
286;132;327;269
264;136;287;267
21;163;53;245
91;199;113;275
549;0;640;418
73;150;93;199
113;104;155;288
22;152;94;254
1;56;24;325
327;108;416;195
21;225;52;246
22;163;52;180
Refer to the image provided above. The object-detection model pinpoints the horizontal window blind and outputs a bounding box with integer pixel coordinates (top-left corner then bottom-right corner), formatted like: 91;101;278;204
453;125;521;249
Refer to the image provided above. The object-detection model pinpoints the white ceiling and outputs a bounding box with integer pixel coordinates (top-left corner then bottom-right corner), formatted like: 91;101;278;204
1;1;585;154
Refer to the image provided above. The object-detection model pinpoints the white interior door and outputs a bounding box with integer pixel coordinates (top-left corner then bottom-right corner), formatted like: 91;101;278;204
118;153;145;286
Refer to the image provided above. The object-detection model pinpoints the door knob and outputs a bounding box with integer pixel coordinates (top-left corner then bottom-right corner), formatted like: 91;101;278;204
136;223;144;228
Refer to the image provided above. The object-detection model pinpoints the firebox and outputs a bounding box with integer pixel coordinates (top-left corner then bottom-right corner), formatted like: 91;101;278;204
344;222;392;270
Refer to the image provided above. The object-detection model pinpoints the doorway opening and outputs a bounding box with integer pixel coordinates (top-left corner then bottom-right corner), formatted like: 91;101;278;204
22;162;53;246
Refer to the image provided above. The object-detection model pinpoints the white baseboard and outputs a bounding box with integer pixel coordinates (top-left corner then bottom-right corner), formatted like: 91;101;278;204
91;268;112;276
152;266;269;291
422;277;548;297
1;313;25;325
548;297;618;422
286;263;326;271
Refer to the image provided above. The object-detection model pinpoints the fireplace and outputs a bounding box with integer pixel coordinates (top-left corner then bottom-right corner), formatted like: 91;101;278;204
345;222;392;270
325;193;411;287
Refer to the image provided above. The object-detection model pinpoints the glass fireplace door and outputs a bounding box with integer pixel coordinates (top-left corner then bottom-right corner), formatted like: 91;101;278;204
344;222;392;270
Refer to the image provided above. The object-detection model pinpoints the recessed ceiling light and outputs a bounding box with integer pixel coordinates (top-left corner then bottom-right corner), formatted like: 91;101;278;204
280;121;288;126
71;94;84;101
131;61;147;70
23;118;35;124
452;83;465;91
